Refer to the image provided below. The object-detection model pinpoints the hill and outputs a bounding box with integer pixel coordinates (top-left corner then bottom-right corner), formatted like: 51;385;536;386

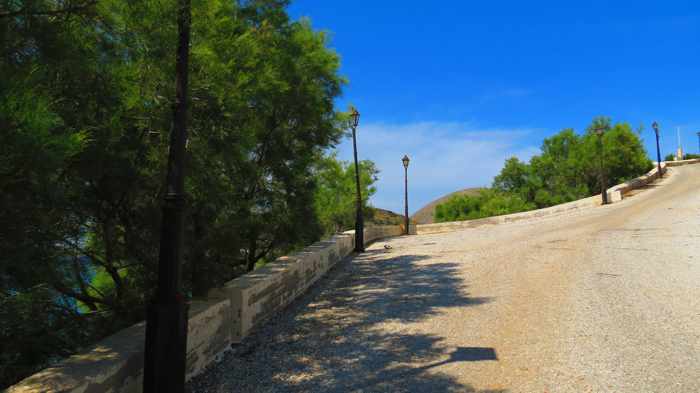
368;207;406;226
411;188;483;224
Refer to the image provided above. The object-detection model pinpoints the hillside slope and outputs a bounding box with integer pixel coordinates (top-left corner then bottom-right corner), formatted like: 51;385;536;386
411;188;482;224
368;207;405;226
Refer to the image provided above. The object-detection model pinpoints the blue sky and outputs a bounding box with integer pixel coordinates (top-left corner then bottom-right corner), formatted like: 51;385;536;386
289;1;700;214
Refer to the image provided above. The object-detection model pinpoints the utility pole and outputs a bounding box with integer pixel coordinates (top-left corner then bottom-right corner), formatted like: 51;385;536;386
143;0;191;391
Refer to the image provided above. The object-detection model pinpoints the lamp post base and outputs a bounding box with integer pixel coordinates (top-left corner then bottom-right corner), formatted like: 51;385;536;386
143;299;188;393
354;229;364;252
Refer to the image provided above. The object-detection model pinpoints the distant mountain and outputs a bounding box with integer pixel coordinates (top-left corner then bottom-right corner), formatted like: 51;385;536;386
411;188;483;224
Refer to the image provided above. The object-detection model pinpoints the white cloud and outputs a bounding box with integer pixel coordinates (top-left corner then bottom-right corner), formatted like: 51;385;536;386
333;121;540;214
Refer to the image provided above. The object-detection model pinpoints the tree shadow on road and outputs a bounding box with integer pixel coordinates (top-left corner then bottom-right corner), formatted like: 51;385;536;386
188;248;502;393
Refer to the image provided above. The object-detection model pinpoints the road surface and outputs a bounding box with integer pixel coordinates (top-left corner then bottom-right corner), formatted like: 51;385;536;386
189;164;700;393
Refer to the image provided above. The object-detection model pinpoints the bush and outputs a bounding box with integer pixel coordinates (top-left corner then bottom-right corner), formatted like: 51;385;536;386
434;190;534;222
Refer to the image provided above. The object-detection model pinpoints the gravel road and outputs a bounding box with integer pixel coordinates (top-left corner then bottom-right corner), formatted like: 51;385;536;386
189;165;700;393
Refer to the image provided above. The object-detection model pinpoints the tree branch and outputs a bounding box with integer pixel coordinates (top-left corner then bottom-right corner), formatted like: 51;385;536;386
101;220;125;300
0;1;98;19
52;282;113;310
253;238;275;263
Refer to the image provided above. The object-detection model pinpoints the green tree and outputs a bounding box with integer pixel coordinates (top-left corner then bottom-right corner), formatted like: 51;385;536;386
441;117;653;224
1;0;346;386
313;153;378;236
580;118;652;193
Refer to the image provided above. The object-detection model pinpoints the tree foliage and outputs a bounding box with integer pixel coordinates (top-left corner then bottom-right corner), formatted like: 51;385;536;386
434;189;534;222
436;118;653;223
313;153;378;236
0;0;352;386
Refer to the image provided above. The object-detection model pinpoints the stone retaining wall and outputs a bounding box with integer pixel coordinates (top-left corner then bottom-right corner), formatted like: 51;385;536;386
7;225;405;393
417;195;600;235
605;159;700;202
665;158;700;167
7;298;230;393
209;224;409;343
605;162;667;203
417;160;700;235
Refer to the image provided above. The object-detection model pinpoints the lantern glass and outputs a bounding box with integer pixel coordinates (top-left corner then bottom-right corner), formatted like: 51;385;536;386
402;155;410;169
350;107;360;128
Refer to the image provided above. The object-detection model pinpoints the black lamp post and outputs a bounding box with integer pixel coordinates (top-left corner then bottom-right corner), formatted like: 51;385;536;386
350;107;364;252
402;155;410;235
143;1;190;392
652;121;663;177
593;126;608;205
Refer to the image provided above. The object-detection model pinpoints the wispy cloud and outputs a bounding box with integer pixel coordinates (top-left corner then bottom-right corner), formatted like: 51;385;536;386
333;121;540;214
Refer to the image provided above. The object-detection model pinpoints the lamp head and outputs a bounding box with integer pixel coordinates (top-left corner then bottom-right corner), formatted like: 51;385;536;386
349;106;360;128
402;154;410;169
652;121;659;133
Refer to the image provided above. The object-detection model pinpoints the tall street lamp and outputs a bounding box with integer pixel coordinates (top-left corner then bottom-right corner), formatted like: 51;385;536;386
593;126;608;205
143;0;190;392
652;121;663;177
402;155;410;235
350;107;364;252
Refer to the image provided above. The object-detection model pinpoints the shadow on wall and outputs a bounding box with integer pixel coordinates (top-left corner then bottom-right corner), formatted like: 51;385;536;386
188;250;503;393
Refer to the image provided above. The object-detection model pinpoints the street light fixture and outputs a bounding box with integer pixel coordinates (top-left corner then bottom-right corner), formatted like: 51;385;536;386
652;121;663;178
143;0;191;392
593;126;608;205
402;155;410;235
350;106;364;252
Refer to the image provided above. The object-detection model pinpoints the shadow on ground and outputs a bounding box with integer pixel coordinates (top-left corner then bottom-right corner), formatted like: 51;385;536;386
188;247;501;393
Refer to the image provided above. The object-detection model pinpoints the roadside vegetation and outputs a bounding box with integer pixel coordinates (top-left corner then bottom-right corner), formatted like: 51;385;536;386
0;0;382;387
435;118;653;223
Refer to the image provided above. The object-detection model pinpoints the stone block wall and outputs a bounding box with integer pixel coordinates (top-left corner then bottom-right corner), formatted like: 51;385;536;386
8;298;230;393
605;159;700;202
211;233;352;343
417;160;700;236
211;225;405;344
605;162;667;203
665;158;700;167
8;225;403;393
416;195;600;235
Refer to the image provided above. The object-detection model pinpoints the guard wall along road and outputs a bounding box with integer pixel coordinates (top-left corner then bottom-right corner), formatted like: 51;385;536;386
9;160;699;393
7;225;411;393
